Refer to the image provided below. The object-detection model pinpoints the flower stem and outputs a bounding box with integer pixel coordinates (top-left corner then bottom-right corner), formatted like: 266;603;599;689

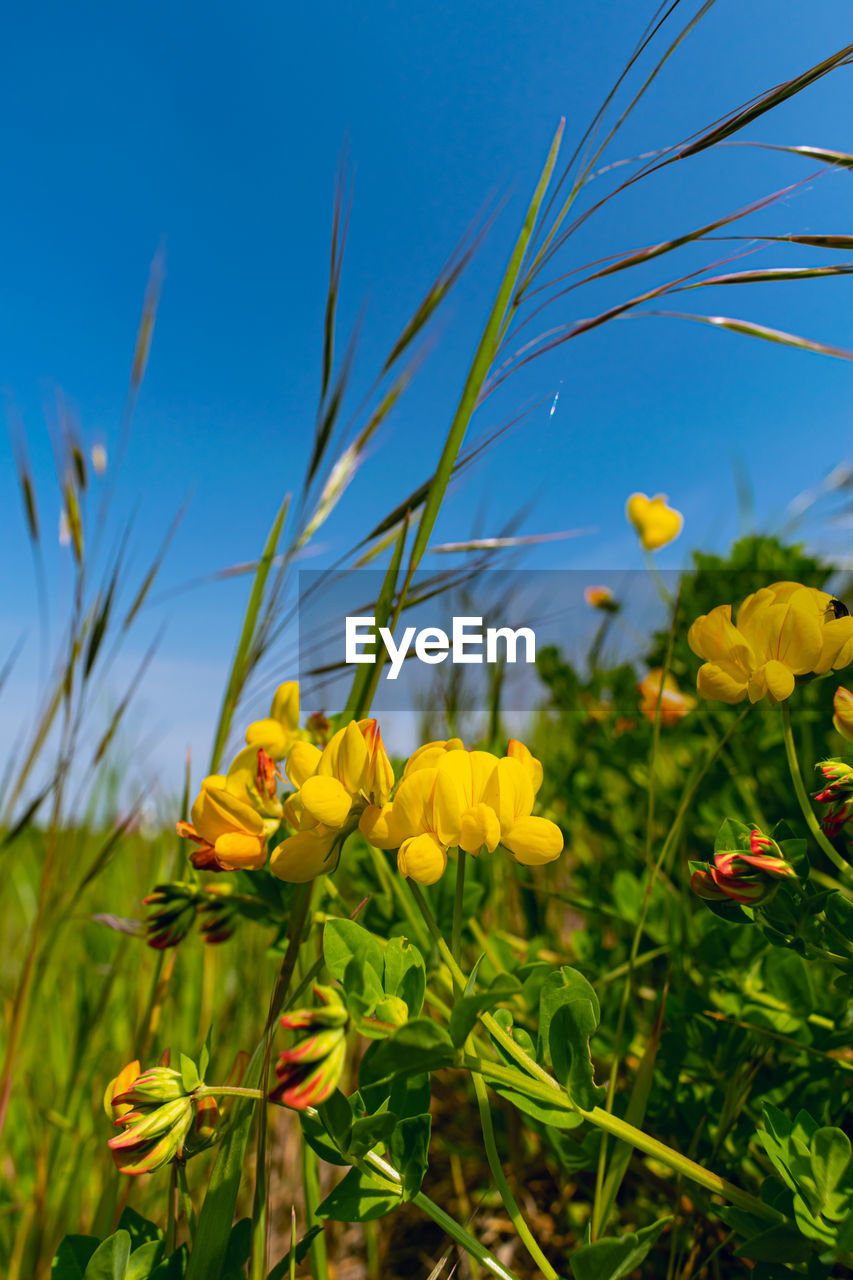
471;1071;558;1279
452;849;466;968
780;702;853;881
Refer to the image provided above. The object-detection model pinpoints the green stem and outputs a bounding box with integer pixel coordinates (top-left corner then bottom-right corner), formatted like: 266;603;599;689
457;1054;782;1226
781;701;853;880
471;1072;558;1279
165;1163;178;1255
363;1150;524;1280
452;849;466;966
302;1140;329;1280
177;1163;195;1245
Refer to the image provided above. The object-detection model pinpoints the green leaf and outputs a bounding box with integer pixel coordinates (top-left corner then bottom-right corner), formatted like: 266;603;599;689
51;1236;100;1280
115;1209;162;1253
301;1110;350;1167
323;919;385;987
810;1128;852;1209
488;1077;582;1131
220;1219;251;1280
449;976;522;1048
316;1167;402;1222
570;1216;670;1279
83;1231;131;1280
382;936;426;1016
763;952;813;1017
390;1113;432;1200
348;1112;398;1158
149;1244;189;1279
824;891;853;941
538;967;605;1110
737;1224;813;1264
179;1053;201;1093
318;1089;353;1151
127;1242;165;1280
365;1019;455;1084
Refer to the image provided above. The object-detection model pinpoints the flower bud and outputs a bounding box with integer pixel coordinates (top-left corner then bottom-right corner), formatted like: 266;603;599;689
105;1057;205;1176
832;686;853;744
584;585;619;612
271;985;348;1110
108;1096;195;1176
690;830;795;906
198;884;238;946
112;1066;187;1107
143;882;200;950
815;758;853;799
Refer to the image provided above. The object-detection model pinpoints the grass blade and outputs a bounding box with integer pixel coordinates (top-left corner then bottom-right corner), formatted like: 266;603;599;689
209;495;290;771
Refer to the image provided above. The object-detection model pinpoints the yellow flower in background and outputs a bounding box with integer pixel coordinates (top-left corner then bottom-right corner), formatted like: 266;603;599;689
584;585;618;612
245;681;303;760
637;669;696;726
833;685;853;743
689;582;853;705
626;492;683;552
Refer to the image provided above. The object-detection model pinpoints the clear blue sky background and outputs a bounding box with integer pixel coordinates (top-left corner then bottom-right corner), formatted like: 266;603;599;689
2;1;853;792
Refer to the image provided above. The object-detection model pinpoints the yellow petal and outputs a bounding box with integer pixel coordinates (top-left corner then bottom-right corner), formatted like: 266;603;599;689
506;740;543;795
225;745;263;800
286;741;323;788
816;616;853;674
483;756;534;832
270;830;337;883
696;662;749;705
389;769;435;842
358;803;399;849
688;604;753;669
459;802;501;854
300;775;352;828
626;492;683;551
270;681;300;730
320;721;369;792
502;816;563;865
245;717;289;759
192;784;265;843
397;833;447;885
748;659;795;704
213;831;267;871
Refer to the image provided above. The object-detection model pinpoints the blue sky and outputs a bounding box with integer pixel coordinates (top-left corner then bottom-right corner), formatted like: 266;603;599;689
2;1;853;789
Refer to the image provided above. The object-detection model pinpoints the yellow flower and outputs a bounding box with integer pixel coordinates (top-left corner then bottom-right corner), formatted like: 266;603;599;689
245;681;302;760
361;740;562;881
833;685;853;743
584;585;617;611
177;776;267;872
637;669;696;725
271;718;395;883
482;756;563;866
626;493;683;551
689;582;853;706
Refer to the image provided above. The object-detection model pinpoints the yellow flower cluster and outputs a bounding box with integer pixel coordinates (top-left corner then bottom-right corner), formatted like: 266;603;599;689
689;582;853;705
271;718;394;882
177;682;303;872
357;737;563;885
177;683;564;887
